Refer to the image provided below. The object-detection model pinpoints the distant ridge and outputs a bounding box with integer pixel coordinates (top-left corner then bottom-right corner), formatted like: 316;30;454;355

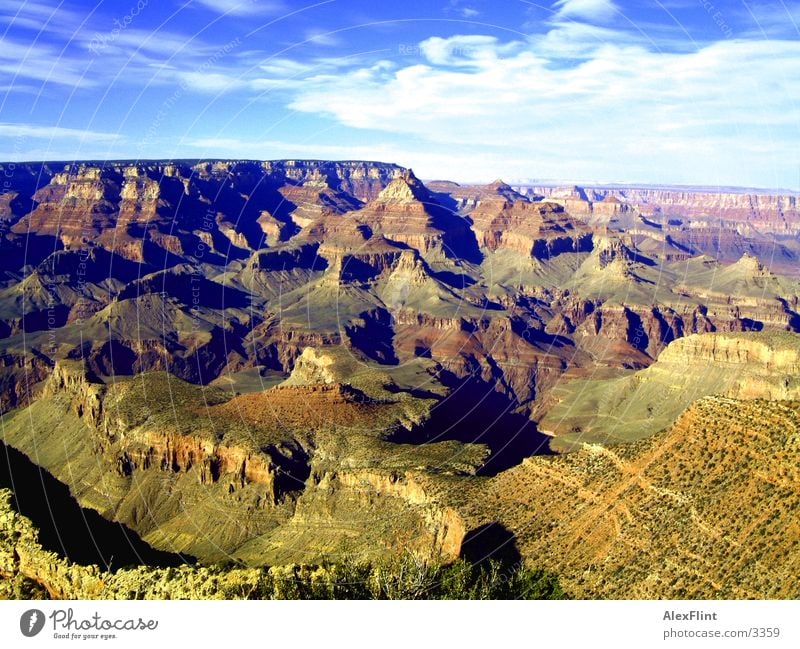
514;180;800;196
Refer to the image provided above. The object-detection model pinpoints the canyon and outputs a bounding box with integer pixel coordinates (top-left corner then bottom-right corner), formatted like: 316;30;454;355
1;159;799;598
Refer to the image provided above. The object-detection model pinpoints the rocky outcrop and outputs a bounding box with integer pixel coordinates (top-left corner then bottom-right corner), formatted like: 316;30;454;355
538;331;800;446
41;361;284;500
470;197;593;259
657;331;800;376
0;353;52;413
305;469;466;559
347;170;479;264
254;458;471;555
3;159;799;421
261;159;404;202
3;160;405;271
254;328;343;373
44;360;105;427
283;347;357;385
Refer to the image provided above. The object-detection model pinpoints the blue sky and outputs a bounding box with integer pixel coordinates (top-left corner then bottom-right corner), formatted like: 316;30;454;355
1;0;799;189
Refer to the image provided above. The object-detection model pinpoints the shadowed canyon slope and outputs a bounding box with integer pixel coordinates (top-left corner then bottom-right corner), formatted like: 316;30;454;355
1;159;800;598
2;159;798;398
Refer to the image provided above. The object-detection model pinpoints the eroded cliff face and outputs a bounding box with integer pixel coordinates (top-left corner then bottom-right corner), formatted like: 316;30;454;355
0;488;347;600
0;353;51;412
2;161;800;425
537;331;800;447
469;187;593;259
570;302;746;364
657;331;800;371
0;364;296;558
243;467;468;566
1;352;475;565
2;160;404;266
4;326;800;599
2;160;800;593
261;159;405;202
524;184;800;231
343;170;480;265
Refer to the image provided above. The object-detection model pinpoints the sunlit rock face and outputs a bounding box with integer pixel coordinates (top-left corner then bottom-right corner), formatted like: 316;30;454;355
2;160;800;593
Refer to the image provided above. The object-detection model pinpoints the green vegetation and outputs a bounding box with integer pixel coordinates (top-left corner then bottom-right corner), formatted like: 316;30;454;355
1;481;566;600
104;556;568;601
246;555;568;600
1;557;568;601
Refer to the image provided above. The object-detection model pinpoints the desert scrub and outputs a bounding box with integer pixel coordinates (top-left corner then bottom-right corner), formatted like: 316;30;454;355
249;555;568;600
2;490;567;600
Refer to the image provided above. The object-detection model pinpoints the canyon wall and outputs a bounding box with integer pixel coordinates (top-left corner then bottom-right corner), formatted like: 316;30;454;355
522;184;800;234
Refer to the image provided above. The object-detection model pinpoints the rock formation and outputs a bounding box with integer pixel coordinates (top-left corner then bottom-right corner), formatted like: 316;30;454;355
537;331;800;448
2;159;800;599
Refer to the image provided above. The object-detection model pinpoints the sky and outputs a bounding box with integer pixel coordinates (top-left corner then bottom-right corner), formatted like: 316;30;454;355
0;0;799;189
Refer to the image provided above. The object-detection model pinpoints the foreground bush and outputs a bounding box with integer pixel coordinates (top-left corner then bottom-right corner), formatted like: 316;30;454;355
249;555;568;600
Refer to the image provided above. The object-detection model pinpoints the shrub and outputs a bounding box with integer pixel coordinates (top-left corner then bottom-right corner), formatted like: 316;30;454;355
248;554;569;600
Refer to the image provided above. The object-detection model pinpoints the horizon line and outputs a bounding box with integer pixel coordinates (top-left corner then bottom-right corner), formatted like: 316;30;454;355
1;157;798;196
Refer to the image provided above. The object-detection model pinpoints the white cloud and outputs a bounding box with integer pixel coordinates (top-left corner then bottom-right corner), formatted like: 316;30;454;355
177;71;247;93
304;29;342;47
0;0;83;35
0;20;245;93
552;0;619;22
444;0;480;20
282;33;800;187
0;123;123;142
191;0;285;17
174;50;379;94
419;35;519;67
0;39;92;88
